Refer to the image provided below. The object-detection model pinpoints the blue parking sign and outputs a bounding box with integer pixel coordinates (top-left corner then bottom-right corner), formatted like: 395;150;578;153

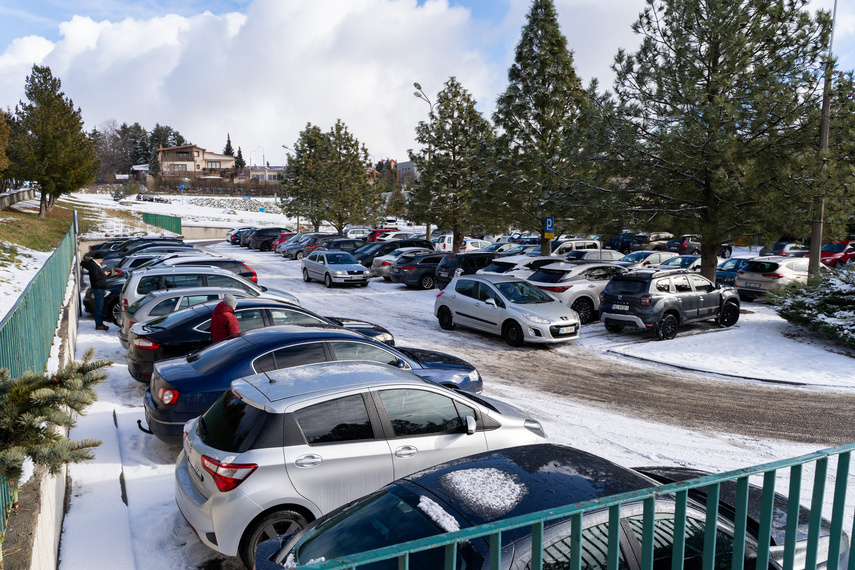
545;217;554;233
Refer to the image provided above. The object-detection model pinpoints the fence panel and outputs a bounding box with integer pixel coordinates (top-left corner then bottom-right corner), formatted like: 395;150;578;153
142;212;182;235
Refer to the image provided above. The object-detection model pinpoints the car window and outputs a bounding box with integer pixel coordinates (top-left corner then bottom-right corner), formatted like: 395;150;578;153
476;283;504;307
655;278;671;293
585;268;612;281
198;390;268;454
792;259;809;272
495;281;555;304
149;297;179;316
293;395;374;444
534;521;628;570
455;279;477;298
137;275;161;295
164;274;204;288
206;274;253;292
378;389;464;437
234;309;266;331
254;342;328;373
689;275;714;293
329;341;399;367
269;308;326;326
179;294;220;309
673;276;692;293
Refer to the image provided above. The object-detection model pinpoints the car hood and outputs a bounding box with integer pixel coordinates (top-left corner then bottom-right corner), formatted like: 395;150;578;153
260;287;300;306
512;299;580;323
394;347;474;371
327;263;369;272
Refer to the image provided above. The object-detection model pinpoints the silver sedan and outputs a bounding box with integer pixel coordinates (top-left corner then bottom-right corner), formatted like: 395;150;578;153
301;250;370;287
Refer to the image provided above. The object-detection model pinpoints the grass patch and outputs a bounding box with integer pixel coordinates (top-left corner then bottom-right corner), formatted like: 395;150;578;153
0;206;76;252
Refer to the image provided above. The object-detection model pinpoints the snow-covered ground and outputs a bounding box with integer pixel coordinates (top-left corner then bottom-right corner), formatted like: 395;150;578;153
51;196;855;568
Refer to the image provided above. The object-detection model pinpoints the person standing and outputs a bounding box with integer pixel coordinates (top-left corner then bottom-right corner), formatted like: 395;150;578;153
82;251;110;330
211;294;239;342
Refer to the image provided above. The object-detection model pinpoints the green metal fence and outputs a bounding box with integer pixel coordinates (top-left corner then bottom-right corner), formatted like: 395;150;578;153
299;442;855;570
142;212;182;235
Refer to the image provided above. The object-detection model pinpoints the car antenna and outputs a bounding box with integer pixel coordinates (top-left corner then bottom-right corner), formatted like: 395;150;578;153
264;371;275;384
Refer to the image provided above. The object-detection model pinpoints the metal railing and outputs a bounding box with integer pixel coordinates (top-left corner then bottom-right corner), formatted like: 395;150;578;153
301;442;855;570
142;212;182;235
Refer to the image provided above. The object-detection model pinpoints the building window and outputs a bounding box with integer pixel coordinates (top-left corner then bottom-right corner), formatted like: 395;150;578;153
207;161;221;169
251;174;260;180
171;164;187;172
267;174;278;181
194;151;200;157
177;151;190;159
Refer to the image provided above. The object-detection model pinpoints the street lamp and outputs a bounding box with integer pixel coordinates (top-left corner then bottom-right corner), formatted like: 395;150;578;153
257;145;266;168
413;82;435;240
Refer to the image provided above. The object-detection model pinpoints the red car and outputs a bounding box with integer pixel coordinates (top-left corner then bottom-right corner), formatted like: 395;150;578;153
365;228;396;242
270;232;296;250
819;240;855;268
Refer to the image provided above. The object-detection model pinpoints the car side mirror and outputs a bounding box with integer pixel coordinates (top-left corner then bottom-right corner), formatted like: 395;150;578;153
485;298;497;308
465;415;476;435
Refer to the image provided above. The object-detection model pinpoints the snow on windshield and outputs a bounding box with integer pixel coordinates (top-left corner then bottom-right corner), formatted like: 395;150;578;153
438;468;527;521
418;495;460;532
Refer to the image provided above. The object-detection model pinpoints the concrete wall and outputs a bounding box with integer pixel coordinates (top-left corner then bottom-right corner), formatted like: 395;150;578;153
0;188;36;210
181;225;229;240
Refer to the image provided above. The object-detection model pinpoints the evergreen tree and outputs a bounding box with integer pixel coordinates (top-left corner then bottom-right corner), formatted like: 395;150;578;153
491;0;588;254
224;133;234;156
0;110;10;175
321;120;379;234
385;185;407;219
9;65;100;217
281;123;329;231
0;348;111;491
610;0;834;279
409;77;494;252
235;147;246;169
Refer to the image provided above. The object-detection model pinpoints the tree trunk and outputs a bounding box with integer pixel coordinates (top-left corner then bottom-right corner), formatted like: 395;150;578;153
700;240;719;282
38;192;48;218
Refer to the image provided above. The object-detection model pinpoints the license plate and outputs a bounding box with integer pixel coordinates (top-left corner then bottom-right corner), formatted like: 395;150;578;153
745;282;761;288
439;272;449;278
613;304;629;311
558;326;574;335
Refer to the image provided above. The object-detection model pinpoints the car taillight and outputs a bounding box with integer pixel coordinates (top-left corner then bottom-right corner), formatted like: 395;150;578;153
123;299;128;310
133;338;160;349
201;455;258;492
242;263;258;282
640;294;652;307
183;421;193;441
437;290;445;298
540;286;570;292
776;251;786;255
599;292;605;303
128;321;136;328
736;270;744;275
400;265;416;271
762;273;785;279
158;387;178;405
114;269;123;274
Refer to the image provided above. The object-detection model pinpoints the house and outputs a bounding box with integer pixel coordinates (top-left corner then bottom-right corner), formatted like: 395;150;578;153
157;145;236;178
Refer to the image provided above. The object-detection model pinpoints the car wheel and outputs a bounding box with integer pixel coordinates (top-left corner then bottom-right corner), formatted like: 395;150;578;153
502;320;525;347
419;274;435;290
690;249;700;255
239;509;309;570
657;314;679;340
109;299;122;326
360;282;369;287
324;273;333;288
834;260;843;269
721;247;732;259
260;242;271;252
438;306;455;330
296;251;304;260
719;302;740;327
570;297;595;325
383;276;391;282
604;321;624;333
302;268;311;282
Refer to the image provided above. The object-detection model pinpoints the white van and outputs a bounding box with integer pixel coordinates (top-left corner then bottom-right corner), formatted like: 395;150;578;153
551;239;602;257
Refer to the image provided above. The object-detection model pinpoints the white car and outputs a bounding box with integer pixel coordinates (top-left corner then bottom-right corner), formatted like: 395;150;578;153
435;274;581;346
526;262;626;324
550;239;602;257
376;231;414;242
301;250;370;287
345;228;370;239
370;247;433;280
458;238;491;252
478;255;560;280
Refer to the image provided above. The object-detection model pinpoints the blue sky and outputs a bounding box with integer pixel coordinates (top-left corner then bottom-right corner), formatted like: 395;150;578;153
0;0;851;166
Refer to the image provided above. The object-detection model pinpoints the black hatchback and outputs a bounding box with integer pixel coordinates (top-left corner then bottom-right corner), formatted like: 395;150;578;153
390;251;450;289
434;251;497;290
126;297;395;382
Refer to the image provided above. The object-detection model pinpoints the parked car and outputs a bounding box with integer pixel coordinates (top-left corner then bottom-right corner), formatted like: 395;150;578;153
100;237;185;258
614;250;678;269
365;228;397;242
116;265;299;314
435;274;581;346
478;255;559;280
527;262;626;324
715;256;755;286
255;443;847;570
434;234;455;252
239;228;258;247
278;233;321;258
435;251;498;290
666;235;733;258
564;249;624;261
269;232;296;251
175;361;546;568
100;239;189;261
344;227;371;239
604;233;636;254
376;231;415;242
389;251;450;290
352;239;434;268
497;244;538;257
144;254;258;282
88;236;171;253
819;241;855;268
299;234;344;259
144;326;485;440
301;250;371;287
126;297;394;381
550;238;602;257
651;254;712;272
250;227;294;251
105;249;202;277
228;227;256;245
758;241;811;257
370;247;433;279
317;238;365;253
458;238;491;252
630;231;674;251
599;268;740;339
734;256;812;301
226;226;257;242
479;242;516;254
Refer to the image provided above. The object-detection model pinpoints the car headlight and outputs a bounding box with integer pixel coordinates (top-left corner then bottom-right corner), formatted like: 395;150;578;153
373;332;393;343
469;369;481;383
523;313;550;324
333;270;346;276
524;419;546;438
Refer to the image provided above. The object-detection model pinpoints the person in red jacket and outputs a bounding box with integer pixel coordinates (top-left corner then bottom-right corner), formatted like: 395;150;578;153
211;294;239;342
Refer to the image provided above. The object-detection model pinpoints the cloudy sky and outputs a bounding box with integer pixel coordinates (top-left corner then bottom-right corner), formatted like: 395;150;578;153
0;0;852;167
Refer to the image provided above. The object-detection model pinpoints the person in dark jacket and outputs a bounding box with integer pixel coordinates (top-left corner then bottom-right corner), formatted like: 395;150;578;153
82;251;110;330
211;294;239;342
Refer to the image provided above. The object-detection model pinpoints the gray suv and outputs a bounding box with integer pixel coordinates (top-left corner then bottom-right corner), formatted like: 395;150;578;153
599;268;740;340
174;361;548;568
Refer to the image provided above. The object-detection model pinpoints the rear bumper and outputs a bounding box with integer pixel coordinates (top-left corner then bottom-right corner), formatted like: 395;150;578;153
600;311;653;329
143;389;187;442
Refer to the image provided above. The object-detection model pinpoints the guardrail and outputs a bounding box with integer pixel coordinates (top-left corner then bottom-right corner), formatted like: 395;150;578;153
301;442;855;570
142;212;182;235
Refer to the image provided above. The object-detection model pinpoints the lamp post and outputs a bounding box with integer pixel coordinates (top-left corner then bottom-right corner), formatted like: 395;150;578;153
413;82;435;240
257;145;266;168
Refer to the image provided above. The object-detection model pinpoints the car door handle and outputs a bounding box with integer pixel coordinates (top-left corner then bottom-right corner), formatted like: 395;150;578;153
295;454;323;468
394;445;418;458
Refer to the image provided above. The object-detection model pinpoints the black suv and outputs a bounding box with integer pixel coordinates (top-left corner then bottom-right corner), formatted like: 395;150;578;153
599;268;740;340
434;251;498;290
352;239;433;267
390;251;450;289
249;227;293;251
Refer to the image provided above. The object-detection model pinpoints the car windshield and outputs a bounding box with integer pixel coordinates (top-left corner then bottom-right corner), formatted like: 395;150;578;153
481;243;504;252
528;269;567;283
619;252;650;262
504;246;533;255
185;335;260;374
717;258;747;271
127;293;156;315
295;486;446;568
743;261;780;273
821;243;847;253
605;279;648;295
197;390;269;453
482;261;515;273
495;281;555;304
326;253;358;265
661;256;696;268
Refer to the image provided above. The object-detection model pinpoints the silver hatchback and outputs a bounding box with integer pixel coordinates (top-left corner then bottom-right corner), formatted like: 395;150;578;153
734;255;812;301
174;361;548;568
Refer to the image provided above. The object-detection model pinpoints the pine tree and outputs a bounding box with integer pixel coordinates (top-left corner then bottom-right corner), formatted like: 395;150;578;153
0;349;111;495
491;0;587;254
223;133;235;156
0;110;10;175
9;65;100;217
281;123;329;231
610;0;834;279
321;120;379;234
409;77;494;252
235;147;246;169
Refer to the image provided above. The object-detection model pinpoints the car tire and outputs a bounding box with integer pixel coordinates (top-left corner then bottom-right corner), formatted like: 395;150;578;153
419;274;435;290
109;299;121;326
296;251;304;260
834;260;843;269
690;249;700;255
383;276;391;282
502;320;525;347
302;268;311;282
720;247;732;259
260;242;271;252
360;282;369;287
239;509;309;570
719;302;740;327
571;297;595;325
438;306;455;330
657;314;679;340
604;321;624;333
324;273;333;288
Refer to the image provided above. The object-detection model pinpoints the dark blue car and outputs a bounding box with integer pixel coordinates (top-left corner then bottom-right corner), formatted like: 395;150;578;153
143;325;482;441
716;257;754;286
